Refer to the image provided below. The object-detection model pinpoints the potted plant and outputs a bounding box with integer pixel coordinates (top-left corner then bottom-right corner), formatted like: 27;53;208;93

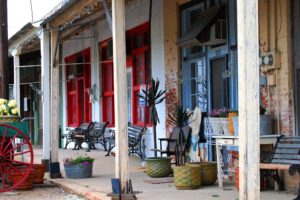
168;105;201;190
63;155;94;179
139;79;172;178
168;105;192;165
32;163;46;184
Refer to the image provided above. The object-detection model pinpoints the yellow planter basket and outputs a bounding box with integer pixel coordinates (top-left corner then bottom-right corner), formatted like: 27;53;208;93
187;162;217;186
0;116;20;123
174;165;201;190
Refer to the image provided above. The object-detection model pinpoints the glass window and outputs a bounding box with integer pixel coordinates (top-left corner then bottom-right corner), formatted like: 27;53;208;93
65;49;91;127
127;71;132;123
185;57;207;112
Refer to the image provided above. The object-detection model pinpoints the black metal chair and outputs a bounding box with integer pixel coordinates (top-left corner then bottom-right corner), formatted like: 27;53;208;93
87;121;109;151
152;126;191;165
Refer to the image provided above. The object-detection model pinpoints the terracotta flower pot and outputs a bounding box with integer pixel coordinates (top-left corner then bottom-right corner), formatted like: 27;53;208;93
10;168;33;190
32;164;46;184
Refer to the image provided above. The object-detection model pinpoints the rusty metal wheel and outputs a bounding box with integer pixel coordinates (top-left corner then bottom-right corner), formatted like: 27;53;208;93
0;124;33;192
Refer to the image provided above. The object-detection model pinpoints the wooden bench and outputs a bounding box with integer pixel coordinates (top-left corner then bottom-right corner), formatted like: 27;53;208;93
260;135;300;198
105;124;147;160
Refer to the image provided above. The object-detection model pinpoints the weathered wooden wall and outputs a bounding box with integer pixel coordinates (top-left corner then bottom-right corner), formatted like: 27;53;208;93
259;0;293;136
259;0;297;191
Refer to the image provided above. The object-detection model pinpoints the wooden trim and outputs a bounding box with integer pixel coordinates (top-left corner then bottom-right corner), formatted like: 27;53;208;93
260;163;290;170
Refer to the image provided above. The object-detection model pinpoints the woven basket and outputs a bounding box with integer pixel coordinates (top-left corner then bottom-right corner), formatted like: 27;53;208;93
187;162;217;186
174;165;201;190
145;157;172;178
0;116;20;123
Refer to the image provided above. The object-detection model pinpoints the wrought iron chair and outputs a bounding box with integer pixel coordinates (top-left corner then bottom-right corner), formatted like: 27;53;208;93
152;126;191;165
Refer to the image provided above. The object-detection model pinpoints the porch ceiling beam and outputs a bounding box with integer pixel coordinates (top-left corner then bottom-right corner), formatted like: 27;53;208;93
237;0;260;200
112;0;130;195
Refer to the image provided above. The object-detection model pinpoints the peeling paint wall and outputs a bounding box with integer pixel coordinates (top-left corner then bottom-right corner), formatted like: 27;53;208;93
259;0;294;136
163;0;188;136
259;0;297;191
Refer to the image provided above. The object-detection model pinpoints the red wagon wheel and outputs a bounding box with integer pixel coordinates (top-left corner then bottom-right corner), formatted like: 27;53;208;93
0;124;33;192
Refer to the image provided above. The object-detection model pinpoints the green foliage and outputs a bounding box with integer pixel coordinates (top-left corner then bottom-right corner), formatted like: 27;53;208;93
168;105;192;165
138;78;166;126
168;105;192;128
260;106;266;115
63;155;95;165
138;78;166;157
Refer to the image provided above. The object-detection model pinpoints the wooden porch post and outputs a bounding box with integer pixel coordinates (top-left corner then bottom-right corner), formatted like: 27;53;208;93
40;29;51;160
112;0;130;194
237;0;260;199
50;29;60;163
11;48;21;112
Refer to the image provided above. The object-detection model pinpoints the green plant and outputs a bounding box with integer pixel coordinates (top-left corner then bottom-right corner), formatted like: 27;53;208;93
168;105;192;165
168;105;192;128
138;78;166;157
260;106;266;115
63;155;95;165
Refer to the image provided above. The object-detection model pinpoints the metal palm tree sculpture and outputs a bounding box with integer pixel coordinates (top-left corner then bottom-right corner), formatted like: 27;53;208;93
138;78;166;157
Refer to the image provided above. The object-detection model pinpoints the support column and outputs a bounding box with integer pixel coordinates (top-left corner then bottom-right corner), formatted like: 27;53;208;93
40;30;51;160
50;30;60;163
90;24;101;121
237;0;260;200
11;48;21;111
112;0;130;194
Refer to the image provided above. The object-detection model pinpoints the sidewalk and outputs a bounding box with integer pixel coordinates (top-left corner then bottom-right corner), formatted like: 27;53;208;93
33;148;297;200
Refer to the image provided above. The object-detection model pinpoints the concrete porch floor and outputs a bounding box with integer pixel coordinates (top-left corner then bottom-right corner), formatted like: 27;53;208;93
33;148;297;200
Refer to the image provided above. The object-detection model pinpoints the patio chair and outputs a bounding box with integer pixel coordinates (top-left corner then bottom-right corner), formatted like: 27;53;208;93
87;121;109;151
72;122;94;150
152;126;191;165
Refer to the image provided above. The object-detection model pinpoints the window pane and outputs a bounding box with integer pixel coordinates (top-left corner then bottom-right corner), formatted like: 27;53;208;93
105;96;114;123
134;34;144;49
191;95;196;109
191;63;196;78
191;79;196;94
127;72;132;123
103;65;113;91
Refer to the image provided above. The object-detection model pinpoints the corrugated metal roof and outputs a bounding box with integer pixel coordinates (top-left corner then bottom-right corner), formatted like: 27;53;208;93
8;23;36;46
41;0;78;26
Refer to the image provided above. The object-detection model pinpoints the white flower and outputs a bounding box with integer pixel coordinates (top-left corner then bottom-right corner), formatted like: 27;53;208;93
8;100;17;108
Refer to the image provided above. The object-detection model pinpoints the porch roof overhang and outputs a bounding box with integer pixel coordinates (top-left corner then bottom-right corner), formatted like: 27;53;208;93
177;5;225;48
8;23;40;56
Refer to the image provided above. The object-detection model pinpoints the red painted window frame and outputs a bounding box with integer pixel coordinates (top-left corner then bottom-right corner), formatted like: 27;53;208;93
65;48;92;127
100;40;115;127
129;22;151;126
99;22;151;127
